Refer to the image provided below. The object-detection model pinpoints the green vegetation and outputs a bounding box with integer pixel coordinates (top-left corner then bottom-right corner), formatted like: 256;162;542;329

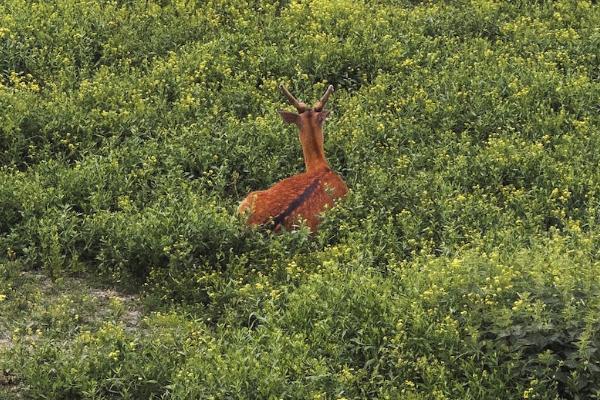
1;0;599;398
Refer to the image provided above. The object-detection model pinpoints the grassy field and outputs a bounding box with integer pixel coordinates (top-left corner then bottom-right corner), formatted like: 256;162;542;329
1;0;600;398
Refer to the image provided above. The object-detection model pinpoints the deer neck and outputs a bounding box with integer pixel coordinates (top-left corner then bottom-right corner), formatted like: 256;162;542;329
300;122;329;172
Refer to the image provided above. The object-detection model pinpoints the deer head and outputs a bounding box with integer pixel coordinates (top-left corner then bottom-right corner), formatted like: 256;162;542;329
278;85;334;172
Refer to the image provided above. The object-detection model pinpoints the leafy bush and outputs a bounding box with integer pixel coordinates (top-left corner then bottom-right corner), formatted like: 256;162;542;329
1;0;599;398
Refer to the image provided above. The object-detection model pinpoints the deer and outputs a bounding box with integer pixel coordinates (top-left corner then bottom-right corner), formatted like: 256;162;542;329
238;84;348;232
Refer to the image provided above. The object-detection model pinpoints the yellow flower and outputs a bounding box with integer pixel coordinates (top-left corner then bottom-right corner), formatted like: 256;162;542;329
523;387;534;399
108;350;120;361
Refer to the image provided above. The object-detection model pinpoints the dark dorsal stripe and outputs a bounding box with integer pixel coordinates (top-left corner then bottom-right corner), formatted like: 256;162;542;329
271;178;320;229
271;176;323;230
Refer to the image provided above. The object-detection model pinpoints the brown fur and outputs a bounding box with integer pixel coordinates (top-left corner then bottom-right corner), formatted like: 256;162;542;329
238;166;347;232
239;87;348;232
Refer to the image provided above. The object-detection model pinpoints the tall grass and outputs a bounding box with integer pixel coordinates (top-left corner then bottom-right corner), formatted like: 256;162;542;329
1;0;599;398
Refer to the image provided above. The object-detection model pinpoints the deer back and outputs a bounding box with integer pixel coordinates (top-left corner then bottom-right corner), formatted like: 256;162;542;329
242;166;347;232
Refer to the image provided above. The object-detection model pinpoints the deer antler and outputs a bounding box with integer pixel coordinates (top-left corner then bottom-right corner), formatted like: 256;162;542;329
313;85;334;111
280;85;308;113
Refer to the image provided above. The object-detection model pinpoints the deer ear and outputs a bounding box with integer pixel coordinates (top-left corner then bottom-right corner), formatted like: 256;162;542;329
278;110;300;125
317;110;330;125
